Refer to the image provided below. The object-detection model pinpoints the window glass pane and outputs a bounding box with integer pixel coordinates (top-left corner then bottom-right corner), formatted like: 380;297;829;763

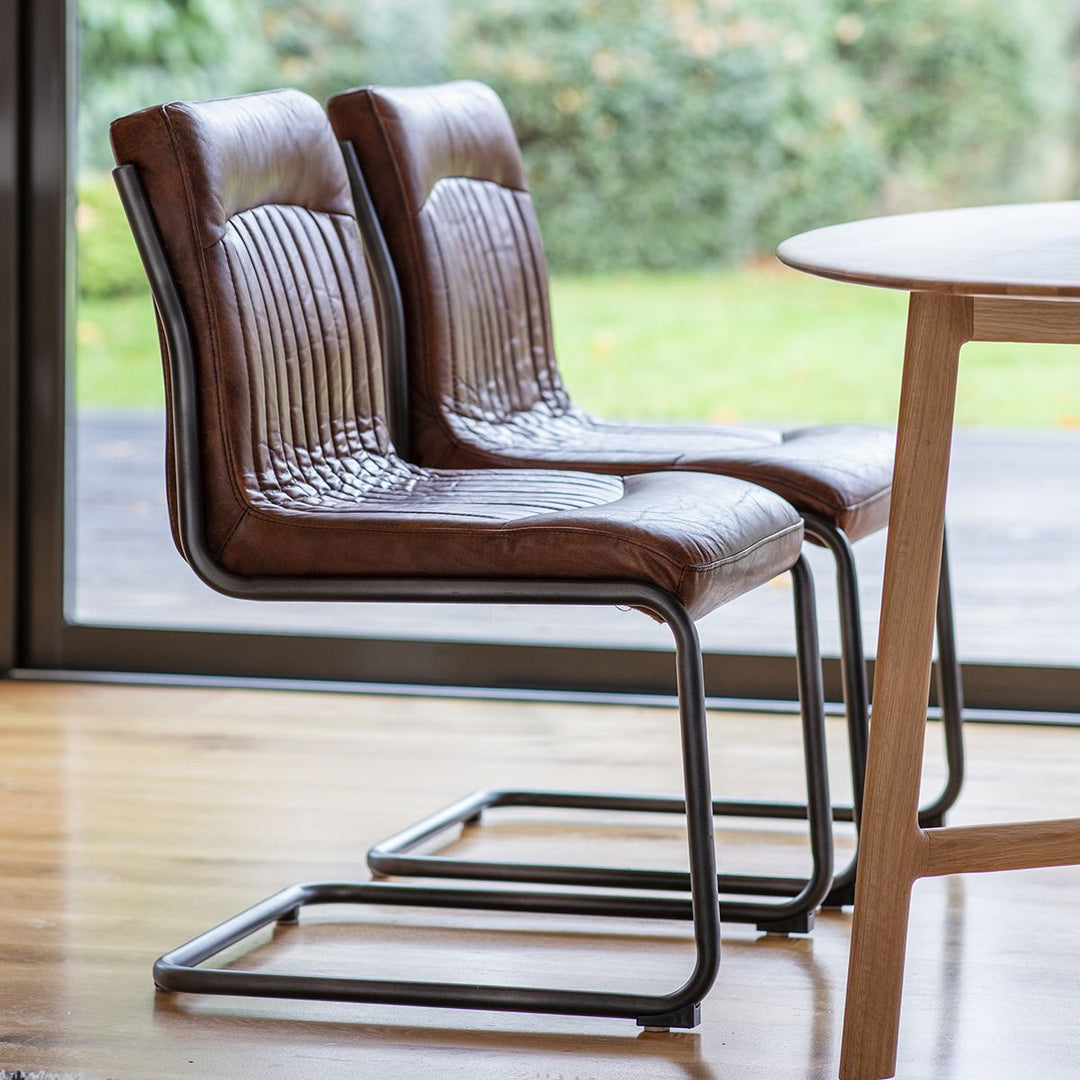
74;1;1080;665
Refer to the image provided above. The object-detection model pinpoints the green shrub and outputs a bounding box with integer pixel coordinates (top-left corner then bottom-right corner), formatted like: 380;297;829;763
449;0;787;271
76;0;1073;285
447;0;1064;271
754;9;883;247
832;0;1067;210
76;172;148;300
78;0;264;171
253;0;447;107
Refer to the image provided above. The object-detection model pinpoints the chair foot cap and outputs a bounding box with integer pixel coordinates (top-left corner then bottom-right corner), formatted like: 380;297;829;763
636;1003;700;1029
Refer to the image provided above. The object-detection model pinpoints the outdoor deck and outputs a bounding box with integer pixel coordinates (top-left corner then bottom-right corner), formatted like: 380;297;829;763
74;409;1080;668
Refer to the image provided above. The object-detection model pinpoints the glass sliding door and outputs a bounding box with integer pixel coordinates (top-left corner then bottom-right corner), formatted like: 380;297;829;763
15;0;1080;712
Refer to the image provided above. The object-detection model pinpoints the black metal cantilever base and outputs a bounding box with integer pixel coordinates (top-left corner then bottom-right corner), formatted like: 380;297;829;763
134;563;740;1027
154;880;716;1029
151;560;827;1027
368;786;832;936
151;574;726;1028
365;522;964;919
367;556;834;937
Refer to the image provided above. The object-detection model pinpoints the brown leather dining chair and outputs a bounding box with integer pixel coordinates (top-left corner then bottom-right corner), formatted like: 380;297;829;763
327;80;966;908
109;88;832;1029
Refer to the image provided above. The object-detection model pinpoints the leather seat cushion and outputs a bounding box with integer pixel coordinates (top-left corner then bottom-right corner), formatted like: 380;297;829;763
432;411;894;543
216;461;804;620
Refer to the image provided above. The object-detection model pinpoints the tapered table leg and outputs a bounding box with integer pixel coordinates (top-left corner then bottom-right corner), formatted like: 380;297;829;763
839;292;971;1080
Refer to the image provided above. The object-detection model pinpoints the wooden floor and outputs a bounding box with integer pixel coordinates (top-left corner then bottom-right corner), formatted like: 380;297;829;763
1;681;1078;1079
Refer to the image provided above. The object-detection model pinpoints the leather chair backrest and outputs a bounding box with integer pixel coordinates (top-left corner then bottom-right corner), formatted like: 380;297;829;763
111;90;391;561
328;81;571;468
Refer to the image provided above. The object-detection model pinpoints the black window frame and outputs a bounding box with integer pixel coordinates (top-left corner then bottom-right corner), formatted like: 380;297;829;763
0;0;19;672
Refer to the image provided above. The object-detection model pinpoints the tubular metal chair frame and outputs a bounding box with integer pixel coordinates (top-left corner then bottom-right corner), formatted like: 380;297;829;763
339;142;965;910
115;160;832;1027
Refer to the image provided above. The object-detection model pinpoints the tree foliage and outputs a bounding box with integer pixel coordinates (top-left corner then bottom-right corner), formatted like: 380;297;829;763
78;0;1074;283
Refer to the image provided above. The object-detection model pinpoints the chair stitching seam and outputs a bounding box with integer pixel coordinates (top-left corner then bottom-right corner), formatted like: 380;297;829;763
368;99;466;463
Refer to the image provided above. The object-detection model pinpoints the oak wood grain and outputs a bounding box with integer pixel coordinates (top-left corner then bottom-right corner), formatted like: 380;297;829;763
972;297;1080;344
839;292;971;1080
924;819;1080;878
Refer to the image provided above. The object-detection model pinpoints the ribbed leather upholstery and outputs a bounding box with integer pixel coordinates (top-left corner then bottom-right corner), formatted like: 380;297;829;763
110;89;804;618
328;81;895;542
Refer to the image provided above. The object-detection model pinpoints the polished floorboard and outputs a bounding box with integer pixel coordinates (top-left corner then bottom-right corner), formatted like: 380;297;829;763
0;680;1077;1079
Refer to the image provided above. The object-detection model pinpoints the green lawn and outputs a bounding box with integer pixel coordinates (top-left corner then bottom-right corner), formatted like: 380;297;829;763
77;264;1080;427
77;292;165;407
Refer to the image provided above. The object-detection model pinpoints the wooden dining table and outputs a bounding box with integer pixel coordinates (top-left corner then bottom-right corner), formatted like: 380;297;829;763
778;202;1080;1080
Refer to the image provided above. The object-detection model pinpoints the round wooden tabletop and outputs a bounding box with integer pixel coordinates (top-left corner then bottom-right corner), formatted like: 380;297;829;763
777;201;1080;298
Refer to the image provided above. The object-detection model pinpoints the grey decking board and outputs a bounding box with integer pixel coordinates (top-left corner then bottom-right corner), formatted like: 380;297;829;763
72;409;1080;666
